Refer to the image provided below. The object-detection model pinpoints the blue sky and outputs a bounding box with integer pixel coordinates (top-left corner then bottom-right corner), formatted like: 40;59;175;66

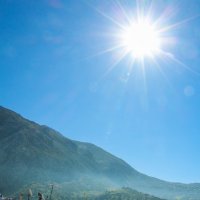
1;0;200;183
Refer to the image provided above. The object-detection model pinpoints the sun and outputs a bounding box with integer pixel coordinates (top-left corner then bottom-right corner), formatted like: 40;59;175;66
90;0;195;79
120;19;161;59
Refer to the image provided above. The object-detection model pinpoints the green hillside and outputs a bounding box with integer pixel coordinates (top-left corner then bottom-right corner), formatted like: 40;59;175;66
14;186;166;200
94;187;165;200
0;106;200;200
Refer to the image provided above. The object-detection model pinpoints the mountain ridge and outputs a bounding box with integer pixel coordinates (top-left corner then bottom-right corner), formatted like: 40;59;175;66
0;105;200;200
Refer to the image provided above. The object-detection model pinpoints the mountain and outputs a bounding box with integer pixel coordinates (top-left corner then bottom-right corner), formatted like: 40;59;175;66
0;106;200;200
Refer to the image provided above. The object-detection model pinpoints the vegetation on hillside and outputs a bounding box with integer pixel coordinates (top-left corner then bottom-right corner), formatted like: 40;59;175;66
13;186;165;200
0;106;200;200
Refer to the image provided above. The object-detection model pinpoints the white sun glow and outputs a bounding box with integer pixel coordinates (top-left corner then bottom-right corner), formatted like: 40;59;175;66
89;0;197;83
120;20;161;58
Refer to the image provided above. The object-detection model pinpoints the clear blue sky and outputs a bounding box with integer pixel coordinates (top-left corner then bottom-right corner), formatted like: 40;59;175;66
1;0;200;183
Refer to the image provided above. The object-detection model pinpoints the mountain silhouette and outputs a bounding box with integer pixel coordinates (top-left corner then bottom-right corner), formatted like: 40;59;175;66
0;106;199;200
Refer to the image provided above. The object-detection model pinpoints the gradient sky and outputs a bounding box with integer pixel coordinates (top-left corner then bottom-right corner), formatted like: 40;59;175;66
1;0;200;183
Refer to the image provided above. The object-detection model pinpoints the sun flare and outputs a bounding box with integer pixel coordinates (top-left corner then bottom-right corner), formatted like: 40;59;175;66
120;20;161;59
90;0;195;81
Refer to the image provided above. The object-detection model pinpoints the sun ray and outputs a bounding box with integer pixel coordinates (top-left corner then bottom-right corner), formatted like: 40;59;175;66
157;14;200;33
151;56;175;90
102;49;129;78
115;0;132;25
86;44;125;60
159;50;200;76
140;57;148;95
86;1;126;30
121;54;137;84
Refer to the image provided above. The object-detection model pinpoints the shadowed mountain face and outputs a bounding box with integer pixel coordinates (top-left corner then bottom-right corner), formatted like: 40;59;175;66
0;106;200;200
